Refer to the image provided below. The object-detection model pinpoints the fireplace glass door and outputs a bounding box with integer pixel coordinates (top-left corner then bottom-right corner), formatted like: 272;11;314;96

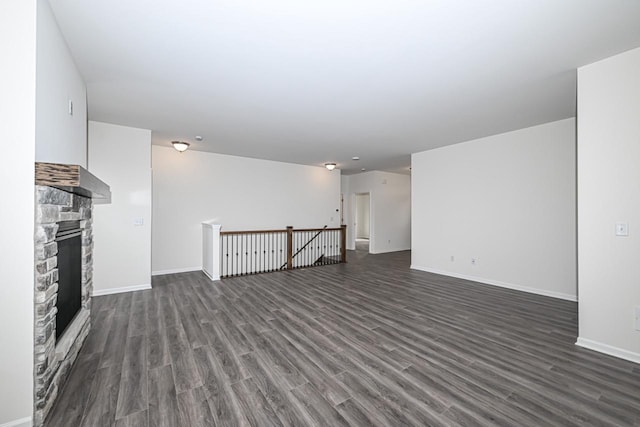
55;221;82;340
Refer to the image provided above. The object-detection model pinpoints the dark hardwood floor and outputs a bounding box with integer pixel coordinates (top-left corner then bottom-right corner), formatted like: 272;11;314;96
45;250;640;426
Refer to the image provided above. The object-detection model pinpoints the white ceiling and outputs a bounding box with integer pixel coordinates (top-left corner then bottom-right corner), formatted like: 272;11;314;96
50;0;640;175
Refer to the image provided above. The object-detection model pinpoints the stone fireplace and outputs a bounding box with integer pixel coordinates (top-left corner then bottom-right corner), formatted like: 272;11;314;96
33;162;110;426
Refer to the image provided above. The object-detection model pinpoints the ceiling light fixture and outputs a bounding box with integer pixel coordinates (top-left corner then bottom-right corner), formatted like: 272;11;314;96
325;163;337;171
352;156;360;161
172;141;190;152
195;135;203;141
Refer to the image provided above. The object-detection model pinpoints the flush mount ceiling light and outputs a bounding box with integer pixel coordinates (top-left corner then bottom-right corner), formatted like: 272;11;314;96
352;156;360;161
172;141;190;152
325;163;337;171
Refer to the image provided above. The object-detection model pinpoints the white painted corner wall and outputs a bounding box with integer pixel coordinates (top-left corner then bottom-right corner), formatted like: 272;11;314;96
0;1;36;426
89;121;152;296
411;118;577;301
151;147;341;274
577;46;640;362
341;171;411;253
35;0;87;167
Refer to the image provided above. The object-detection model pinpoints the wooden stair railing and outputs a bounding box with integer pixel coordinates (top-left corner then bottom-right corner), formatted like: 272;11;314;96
280;225;327;270
220;225;346;278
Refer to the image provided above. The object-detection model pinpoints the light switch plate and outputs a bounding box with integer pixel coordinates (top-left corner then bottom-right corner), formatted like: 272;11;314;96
133;218;144;226
615;222;629;236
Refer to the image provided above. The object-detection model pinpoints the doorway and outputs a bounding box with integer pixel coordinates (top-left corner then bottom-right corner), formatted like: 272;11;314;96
354;192;370;253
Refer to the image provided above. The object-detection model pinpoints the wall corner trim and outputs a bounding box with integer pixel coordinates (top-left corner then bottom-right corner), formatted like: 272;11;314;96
92;283;151;297
0;416;32;427
575;337;640;364
409;265;577;302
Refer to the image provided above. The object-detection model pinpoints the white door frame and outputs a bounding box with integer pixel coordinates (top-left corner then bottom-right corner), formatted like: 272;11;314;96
352;192;372;253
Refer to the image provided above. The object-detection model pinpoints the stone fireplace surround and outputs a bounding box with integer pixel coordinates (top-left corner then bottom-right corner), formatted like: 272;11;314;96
34;185;92;425
33;162;110;426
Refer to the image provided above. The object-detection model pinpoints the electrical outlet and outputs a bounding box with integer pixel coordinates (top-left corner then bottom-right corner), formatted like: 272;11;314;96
635;306;640;331
471;258;477;266
450;255;455;262
616;222;629;236
68;99;73;116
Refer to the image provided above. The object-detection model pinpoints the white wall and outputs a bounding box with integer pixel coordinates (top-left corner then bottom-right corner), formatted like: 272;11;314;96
35;0;87;167
412;118;576;301
88;122;152;295
577;47;640;363
342;171;411;254
0;1;36;425
152;146;341;274
355;193;370;239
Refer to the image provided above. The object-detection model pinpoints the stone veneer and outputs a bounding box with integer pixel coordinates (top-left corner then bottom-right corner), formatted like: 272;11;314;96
34;185;93;426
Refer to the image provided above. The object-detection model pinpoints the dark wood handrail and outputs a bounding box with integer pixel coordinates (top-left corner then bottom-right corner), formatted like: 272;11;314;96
293;227;343;232
220;228;287;235
220;226;342;235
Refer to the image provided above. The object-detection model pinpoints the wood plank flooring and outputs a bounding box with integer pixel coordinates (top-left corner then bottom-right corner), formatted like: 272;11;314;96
45;250;640;426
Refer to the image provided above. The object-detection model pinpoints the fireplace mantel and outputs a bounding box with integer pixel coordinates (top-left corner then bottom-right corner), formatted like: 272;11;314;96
35;162;111;203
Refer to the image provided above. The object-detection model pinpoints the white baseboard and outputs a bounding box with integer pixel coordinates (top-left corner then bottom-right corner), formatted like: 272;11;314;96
0;416;32;427
371;247;411;254
92;283;152;297
202;269;220;282
576;337;640;364
151;266;201;276
410;265;577;302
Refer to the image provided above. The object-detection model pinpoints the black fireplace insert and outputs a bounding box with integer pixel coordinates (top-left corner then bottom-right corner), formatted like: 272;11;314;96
55;220;82;340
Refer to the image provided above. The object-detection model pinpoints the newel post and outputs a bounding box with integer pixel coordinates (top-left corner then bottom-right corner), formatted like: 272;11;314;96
340;224;347;263
286;226;294;270
202;221;222;281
